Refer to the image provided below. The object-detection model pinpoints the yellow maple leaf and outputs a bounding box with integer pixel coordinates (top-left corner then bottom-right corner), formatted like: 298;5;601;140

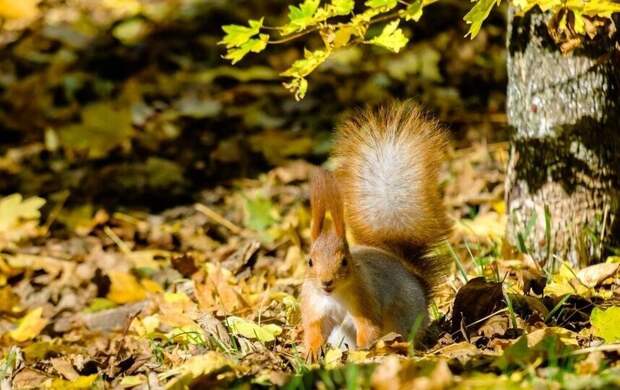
50;374;98;389
9;307;48;342
163;352;233;389
0;0;40;20
106;271;147;304
141;278;163;293
544;261;591;297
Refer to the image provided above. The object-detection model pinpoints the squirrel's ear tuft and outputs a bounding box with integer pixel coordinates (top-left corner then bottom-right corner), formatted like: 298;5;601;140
310;167;345;240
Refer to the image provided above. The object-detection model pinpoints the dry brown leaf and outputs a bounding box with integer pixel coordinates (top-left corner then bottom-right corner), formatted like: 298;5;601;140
50;357;80;381
577;263;619;288
171;253;199;277
194;264;249;314
451;277;505;335
372;356;453;390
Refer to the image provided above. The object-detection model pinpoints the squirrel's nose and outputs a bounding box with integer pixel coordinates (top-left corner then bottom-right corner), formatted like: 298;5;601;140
321;280;334;291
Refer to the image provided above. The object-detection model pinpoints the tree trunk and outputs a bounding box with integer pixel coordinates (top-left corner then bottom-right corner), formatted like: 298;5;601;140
505;8;620;267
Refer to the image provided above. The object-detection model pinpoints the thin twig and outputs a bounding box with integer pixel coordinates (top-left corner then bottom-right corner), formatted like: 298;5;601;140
104;226;132;254
195;203;243;234
565;344;620;356
268;27;321;45
41;190;69;234
267;8;404;45
448;307;509;338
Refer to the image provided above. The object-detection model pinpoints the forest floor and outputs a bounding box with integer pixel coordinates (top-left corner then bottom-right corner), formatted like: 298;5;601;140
1;1;620;388
1;140;619;389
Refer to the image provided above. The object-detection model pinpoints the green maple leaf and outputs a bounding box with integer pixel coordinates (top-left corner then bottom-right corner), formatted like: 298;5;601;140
331;0;355;15
219;18;264;48
224;34;269;64
244;195;278;231
281;48;330;100
281;48;330;78
369;20;409;53
463;0;500;39
365;0;397;9
283;78;309;101
403;0;437;22
282;0;321;34
332;0;355;15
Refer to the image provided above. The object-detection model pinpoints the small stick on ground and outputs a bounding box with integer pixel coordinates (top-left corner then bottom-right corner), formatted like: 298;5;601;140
195;203;244;235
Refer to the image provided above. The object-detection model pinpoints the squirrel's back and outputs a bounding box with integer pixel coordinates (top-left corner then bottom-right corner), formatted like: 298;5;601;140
332;101;451;291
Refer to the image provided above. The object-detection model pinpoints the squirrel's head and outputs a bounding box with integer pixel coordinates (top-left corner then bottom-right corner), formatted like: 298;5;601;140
307;167;352;293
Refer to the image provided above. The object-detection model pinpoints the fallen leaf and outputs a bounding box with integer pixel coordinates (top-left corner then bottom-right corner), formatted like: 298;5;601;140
50;357;79;380
194;265;248;314
171;253;199;277
9;307;48;342
545;261;591;297
577;263;619;288
590;306;620;343
50;374;98;389
494;327;578;371
162;352;233;389
575;351;604;375
0;0;40;20
324;347;343;368
372;356;453;390
12;368;48;389
167;325;206;346
196;313;233;348
130;314;161;337
106;271;147;304
84;298;117;313
0;286;20;313
221;241;260;275
119;375;146;387
81;301;148;332
451;277;505;335
244;195;279;232
225;316;282;343
0;194;45;248
58;102;134;159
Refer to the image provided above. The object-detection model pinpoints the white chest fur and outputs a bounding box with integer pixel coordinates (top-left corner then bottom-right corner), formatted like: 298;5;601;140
313;292;357;349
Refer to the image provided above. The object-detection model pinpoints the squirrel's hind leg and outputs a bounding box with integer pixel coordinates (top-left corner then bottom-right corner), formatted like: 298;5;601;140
352;315;381;348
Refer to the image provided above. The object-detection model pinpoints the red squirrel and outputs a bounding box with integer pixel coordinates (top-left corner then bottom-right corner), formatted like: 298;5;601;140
300;101;451;360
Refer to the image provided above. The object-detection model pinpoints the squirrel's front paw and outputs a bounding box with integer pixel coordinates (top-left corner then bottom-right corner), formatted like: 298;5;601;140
304;345;322;363
303;322;324;363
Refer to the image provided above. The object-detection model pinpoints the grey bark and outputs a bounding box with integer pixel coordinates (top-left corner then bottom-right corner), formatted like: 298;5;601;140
506;8;620;267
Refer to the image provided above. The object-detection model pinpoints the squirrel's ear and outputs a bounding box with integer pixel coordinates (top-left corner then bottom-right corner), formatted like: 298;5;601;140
310;167;326;241
310;167;346;240
324;170;345;239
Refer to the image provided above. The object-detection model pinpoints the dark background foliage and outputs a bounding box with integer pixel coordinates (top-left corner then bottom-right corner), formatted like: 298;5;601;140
0;0;507;209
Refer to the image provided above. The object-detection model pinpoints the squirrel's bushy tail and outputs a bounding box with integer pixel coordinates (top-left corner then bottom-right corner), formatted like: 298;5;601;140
333;101;451;291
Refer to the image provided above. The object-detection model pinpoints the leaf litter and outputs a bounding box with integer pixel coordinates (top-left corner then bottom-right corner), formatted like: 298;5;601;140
0;144;618;389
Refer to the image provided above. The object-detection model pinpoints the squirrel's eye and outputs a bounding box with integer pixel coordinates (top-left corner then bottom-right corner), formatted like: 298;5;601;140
308;258;313;267
341;258;348;268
